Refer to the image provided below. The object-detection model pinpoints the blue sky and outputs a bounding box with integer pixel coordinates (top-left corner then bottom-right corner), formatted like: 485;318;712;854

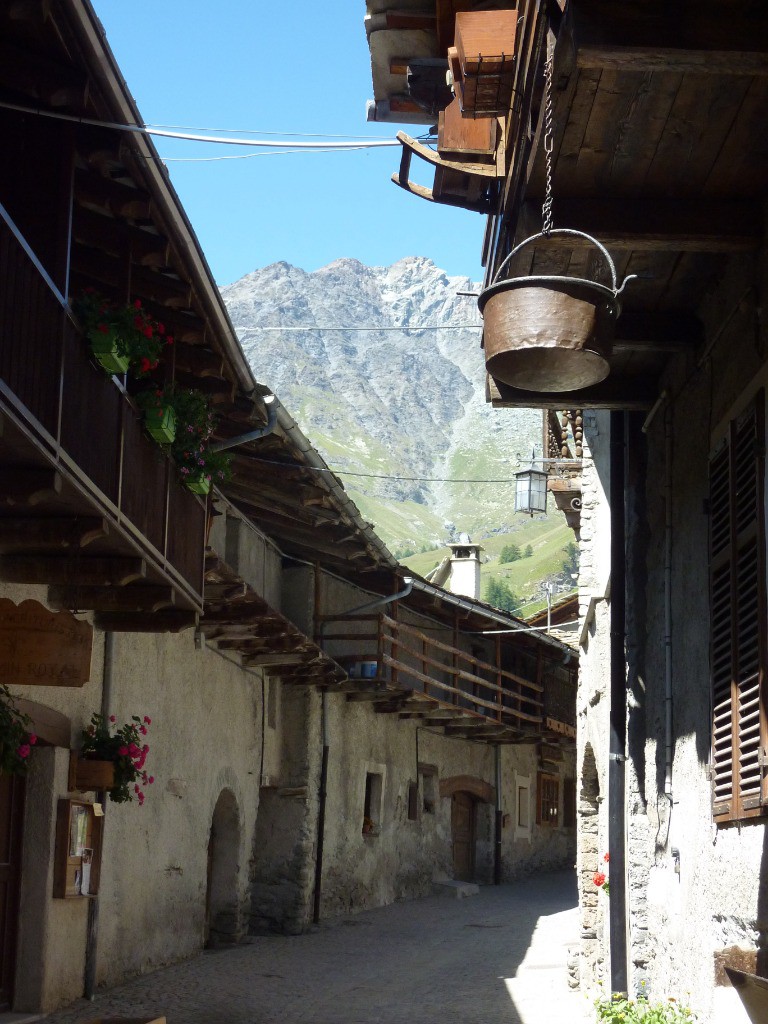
92;2;485;288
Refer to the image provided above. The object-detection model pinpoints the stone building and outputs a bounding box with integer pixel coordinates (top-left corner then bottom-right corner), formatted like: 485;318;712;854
361;1;768;1021
0;2;578;1011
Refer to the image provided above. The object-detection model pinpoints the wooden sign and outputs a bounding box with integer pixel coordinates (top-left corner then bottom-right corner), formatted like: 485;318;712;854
0;599;92;687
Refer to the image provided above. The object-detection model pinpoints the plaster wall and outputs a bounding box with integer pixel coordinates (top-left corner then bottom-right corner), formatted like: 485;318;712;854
4;580;264;1012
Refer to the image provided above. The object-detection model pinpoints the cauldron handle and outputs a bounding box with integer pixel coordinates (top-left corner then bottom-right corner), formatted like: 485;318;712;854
492;229;618;294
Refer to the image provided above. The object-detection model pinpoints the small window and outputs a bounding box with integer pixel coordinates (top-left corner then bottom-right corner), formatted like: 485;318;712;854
407;781;419;821
363;771;383;835
267;678;278;730
537;771;560;826
420;765;437;814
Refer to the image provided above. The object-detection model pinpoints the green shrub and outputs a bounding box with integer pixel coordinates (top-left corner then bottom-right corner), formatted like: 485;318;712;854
595;994;698;1024
499;543;521;563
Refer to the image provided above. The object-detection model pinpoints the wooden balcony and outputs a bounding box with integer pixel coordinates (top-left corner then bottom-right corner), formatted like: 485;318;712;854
321;611;574;744
0;204;206;622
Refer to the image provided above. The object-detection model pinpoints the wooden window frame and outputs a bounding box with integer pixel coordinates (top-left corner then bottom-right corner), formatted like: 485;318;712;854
710;393;768;824
536;771;559;827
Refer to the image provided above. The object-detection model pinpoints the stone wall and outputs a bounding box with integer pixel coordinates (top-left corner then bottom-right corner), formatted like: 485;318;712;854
575;245;768;1023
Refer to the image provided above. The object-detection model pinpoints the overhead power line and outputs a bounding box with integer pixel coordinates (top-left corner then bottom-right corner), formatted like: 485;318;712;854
0;100;401;149
235;452;515;484
238;325;483;332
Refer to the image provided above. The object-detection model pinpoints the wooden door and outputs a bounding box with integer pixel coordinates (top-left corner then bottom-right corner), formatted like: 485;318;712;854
451;791;475;881
0;773;25;1010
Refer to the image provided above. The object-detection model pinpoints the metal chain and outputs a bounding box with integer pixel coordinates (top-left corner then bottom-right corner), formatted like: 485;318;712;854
541;33;555;236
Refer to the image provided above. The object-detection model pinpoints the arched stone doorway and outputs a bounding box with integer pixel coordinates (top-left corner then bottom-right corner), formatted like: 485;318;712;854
205;789;241;948
440;775;495;883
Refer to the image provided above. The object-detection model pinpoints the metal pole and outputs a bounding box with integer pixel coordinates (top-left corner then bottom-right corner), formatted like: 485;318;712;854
608;412;628;995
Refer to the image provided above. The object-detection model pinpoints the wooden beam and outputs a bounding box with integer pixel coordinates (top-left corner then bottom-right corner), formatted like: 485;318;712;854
94;610;198;633
49;585;176;613
487;374;659;411
245;653;312;668
0;468;62;506
0;556;146;586
385;11;435;31
0;40;87;106
520;199;761;253
576;44;768;76
0;517;107;551
72;206;169;266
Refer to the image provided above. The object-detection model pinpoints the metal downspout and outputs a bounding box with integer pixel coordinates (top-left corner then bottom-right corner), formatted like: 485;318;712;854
494;744;502;885
312;576;414;925
609;412;629;994
663;405;673;801
84;631;115;999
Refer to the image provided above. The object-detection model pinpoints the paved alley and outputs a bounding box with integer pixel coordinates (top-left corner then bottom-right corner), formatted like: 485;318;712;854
43;870;592;1024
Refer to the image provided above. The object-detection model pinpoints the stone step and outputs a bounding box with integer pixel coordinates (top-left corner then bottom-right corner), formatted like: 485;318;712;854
432;879;480;898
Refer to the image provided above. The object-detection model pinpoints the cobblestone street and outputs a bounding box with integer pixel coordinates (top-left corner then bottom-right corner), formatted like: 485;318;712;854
43;870;591;1024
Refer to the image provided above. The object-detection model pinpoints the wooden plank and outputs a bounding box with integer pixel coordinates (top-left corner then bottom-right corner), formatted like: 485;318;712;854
576;45;768;77
438;98;497;158
0;468;62;506
94;610;198;633
0;555;146;586
0;517;108;552
385;11;435;31
49;585;176;613
487;373;659;411
642;72;752;196
0;598;92;687
704;76;768;196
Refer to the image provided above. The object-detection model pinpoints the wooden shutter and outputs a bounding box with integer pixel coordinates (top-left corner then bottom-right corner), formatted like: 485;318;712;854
710;397;767;823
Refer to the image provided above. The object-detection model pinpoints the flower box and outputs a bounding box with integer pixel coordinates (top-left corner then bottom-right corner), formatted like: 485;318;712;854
88;328;130;374
143;405;177;444
73;756;115;792
184;470;211;495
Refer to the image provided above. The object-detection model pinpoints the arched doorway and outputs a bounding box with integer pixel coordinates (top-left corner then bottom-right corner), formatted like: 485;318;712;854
440;775;495;883
205;789;241;948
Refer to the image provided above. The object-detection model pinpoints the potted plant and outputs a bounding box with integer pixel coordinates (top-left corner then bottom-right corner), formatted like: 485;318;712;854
0;686;37;776
166;387;232;493
135;386;178;444
78;712;155;804
74;289;174;376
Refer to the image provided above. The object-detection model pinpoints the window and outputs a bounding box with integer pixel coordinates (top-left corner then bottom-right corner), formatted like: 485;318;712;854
710;395;767;824
518;784;529;827
407;781;419;821
514;772;531;841
536;771;559;826
420;764;437;814
363;771;383;835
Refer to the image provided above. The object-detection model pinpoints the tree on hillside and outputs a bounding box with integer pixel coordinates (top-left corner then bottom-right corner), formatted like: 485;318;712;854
499;543;521;563
485;577;519;614
562;541;579;577
524;544;533;558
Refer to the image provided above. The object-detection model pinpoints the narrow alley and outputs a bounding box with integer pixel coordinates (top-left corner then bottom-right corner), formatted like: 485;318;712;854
42;871;589;1024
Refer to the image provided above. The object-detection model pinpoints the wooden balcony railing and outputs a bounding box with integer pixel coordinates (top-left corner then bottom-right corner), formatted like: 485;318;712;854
0;203;206;606
320;610;557;742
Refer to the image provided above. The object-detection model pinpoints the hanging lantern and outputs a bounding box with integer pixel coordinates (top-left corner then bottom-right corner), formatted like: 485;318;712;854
515;464;548;516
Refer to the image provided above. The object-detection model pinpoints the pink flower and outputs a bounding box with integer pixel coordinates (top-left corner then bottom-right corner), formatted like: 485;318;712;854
144;716;151;724
139;725;147;735
143;744;149;753
17;744;30;759
134;299;142;309
28;733;37;745
148;776;155;784
118;745;129;756
129;742;139;757
109;715;116;723
137;792;145;805
604;852;610;863
134;784;141;793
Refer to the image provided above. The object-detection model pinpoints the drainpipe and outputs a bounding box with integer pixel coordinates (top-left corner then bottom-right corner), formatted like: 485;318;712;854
209;394;277;452
494;745;502;885
312;576;414;925
608;412;628;995
663;405;673;802
84;631;115;999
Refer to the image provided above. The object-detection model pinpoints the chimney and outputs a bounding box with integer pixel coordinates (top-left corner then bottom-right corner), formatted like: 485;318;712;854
447;533;483;600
